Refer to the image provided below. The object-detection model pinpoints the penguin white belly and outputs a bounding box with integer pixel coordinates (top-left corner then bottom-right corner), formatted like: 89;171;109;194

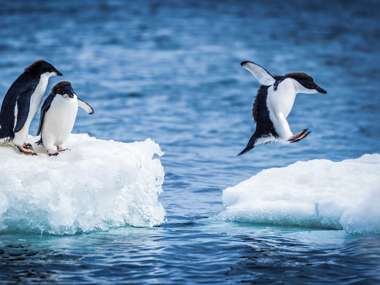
267;78;297;139
42;95;78;148
267;78;297;118
13;74;50;145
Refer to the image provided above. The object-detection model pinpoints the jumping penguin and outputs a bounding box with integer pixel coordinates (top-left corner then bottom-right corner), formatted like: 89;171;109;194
0;60;62;155
238;60;327;156
37;81;94;156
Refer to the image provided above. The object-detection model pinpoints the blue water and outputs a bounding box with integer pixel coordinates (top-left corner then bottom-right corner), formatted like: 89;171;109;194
1;0;380;283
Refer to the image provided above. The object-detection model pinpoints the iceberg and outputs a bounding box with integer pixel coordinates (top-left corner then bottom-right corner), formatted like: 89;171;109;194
0;134;165;235
222;154;380;234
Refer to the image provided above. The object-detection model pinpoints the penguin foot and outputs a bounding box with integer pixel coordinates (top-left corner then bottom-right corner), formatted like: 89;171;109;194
288;129;311;143
58;146;70;152
23;143;33;150
48;152;59;156
17;145;37;156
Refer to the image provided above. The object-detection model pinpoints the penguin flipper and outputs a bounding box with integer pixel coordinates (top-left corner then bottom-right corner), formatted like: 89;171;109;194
238;133;259;156
288;129;311;143
37;93;56;136
0;96;17;139
14;94;31;133
241;61;276;86
78;98;95;115
0;84;17;138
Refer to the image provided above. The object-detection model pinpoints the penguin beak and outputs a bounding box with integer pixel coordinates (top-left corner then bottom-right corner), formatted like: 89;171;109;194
53;67;62;76
315;85;327;94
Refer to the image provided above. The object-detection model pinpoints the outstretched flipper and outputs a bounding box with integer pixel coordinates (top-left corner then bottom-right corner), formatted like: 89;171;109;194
241;61;276;86
288;129;311;143
78;98;95;115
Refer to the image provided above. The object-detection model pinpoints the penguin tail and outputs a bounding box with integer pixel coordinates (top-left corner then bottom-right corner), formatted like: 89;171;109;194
0;116;14;140
0;125;11;141
238;133;259;156
0;131;12;145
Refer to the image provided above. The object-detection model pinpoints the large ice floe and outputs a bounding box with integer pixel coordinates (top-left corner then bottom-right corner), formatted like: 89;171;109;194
0;134;165;235
222;154;380;234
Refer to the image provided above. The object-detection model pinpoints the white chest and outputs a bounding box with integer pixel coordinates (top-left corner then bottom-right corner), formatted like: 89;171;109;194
29;74;50;119
267;78;297;118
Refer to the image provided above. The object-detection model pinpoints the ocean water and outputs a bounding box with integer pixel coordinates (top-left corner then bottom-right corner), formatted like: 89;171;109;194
0;0;380;283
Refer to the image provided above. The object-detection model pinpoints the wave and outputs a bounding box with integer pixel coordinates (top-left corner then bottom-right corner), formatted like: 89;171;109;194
222;154;380;234
0;134;165;235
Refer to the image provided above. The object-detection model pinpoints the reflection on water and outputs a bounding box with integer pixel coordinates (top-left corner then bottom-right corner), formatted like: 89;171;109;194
0;0;379;283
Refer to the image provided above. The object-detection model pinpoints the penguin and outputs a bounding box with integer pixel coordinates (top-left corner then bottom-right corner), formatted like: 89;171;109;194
238;60;327;156
37;81;94;156
0;60;62;155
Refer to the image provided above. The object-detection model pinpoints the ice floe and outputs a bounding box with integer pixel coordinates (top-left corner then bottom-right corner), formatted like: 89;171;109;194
222;154;380;234
0;134;165;235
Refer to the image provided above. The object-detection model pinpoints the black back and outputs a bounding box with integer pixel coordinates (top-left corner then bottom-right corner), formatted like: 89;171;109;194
0;72;39;139
252;86;278;138
238;86;279;156
37;92;56;136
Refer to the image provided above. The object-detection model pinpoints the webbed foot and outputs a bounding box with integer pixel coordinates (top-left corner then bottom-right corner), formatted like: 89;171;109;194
288;129;311;143
17;145;37;155
58;146;70;152
23;143;33;150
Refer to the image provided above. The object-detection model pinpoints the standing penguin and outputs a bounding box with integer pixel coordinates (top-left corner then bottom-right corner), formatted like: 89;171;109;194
0;60;62;154
37;81;94;156
238;60;327;156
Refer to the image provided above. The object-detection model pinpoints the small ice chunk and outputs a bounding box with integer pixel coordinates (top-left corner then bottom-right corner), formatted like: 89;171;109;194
222;154;380;234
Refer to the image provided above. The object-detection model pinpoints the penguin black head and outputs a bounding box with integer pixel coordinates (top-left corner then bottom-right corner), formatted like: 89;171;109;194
24;60;63;78
52;81;75;98
286;72;327;94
